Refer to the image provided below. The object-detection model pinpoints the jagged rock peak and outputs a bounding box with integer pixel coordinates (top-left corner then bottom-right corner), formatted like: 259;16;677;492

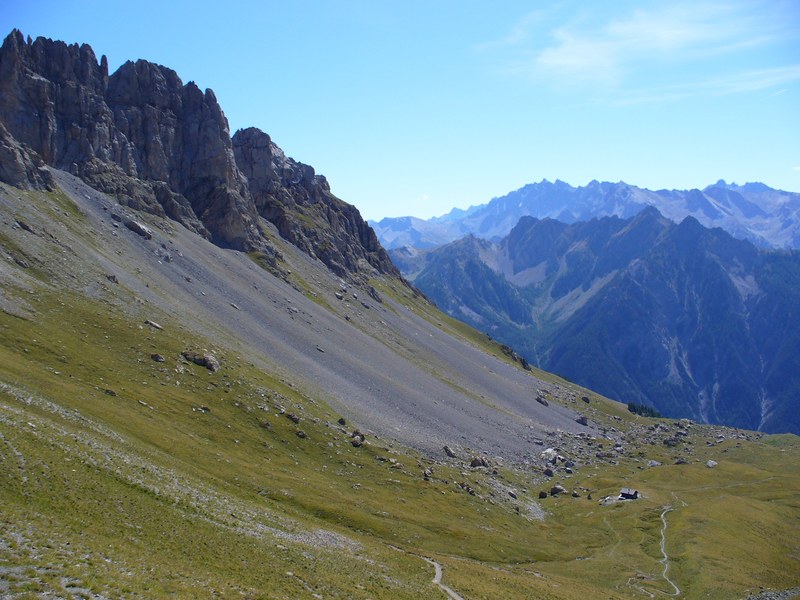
0;30;396;278
233;126;398;279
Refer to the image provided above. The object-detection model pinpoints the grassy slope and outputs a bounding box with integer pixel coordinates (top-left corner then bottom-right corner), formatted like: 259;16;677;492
0;186;798;598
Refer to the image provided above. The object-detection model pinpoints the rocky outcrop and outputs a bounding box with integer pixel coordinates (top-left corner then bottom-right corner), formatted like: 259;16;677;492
0;30;394;279
0;122;54;190
232;127;398;278
0;29;253;247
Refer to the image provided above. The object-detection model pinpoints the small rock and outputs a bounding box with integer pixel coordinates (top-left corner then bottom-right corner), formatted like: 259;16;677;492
337;417;346;426
550;484;567;496
15;219;34;233
296;430;307;439
351;431;366;447
286;413;301;424
144;319;163;330
470;456;489;468
124;219;153;240
706;460;718;468
182;351;220;372
575;415;589;426
151;353;165;362
543;467;554;477
538;490;548;499
443;445;458;458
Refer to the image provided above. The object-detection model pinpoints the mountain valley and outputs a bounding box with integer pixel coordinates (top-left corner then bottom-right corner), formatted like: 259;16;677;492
395;209;800;435
0;29;799;599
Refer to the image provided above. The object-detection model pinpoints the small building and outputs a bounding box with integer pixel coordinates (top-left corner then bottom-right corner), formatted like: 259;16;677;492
619;488;639;500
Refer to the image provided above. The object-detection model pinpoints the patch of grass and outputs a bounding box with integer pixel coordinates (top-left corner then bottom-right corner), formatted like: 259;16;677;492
0;231;798;597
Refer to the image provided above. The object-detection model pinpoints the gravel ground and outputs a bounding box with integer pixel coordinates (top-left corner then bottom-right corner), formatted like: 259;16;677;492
8;171;589;463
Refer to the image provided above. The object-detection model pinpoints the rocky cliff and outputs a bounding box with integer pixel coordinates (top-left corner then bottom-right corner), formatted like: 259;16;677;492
232;127;395;278
0;29;396;279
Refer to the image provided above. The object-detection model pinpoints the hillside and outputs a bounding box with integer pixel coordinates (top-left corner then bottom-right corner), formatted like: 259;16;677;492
1;30;799;599
372;179;800;250
398;208;800;435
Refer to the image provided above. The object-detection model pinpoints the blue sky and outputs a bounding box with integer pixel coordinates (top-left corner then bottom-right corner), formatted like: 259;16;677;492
3;1;799;220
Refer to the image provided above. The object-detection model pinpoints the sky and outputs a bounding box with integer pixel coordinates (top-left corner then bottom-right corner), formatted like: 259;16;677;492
2;0;799;220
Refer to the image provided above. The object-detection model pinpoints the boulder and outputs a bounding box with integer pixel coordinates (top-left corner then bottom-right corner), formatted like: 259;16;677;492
351;430;365;447
181;350;220;372
470;456;489;468
124;219;153;240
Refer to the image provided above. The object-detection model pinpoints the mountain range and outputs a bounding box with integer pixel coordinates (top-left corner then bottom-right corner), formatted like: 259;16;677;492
1;29;799;598
372;178;800;251
393;208;800;435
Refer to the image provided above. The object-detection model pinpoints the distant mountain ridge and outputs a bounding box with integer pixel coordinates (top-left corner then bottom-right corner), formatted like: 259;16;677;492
394;208;800;434
372;179;800;250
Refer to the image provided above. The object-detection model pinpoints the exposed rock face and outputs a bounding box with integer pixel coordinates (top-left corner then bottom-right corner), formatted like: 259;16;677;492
232;127;397;278
0;122;54;190
0;30;394;279
0;29;252;247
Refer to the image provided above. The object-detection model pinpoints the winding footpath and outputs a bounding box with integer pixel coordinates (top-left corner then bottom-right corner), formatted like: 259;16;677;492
419;556;465;600
388;545;464;600
659;505;681;597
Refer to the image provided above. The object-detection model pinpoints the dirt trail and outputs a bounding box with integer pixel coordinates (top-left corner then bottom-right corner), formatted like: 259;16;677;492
419;556;465;600
388;546;464;600
659;506;681;597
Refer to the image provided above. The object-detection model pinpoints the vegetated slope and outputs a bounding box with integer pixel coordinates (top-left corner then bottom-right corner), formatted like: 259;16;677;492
3;154;799;600
372;178;800;250
399;207;800;434
0;30;799;599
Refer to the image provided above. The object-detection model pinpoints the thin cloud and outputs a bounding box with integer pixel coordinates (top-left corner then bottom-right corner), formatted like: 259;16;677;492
485;1;799;98
612;65;800;105
475;9;548;50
